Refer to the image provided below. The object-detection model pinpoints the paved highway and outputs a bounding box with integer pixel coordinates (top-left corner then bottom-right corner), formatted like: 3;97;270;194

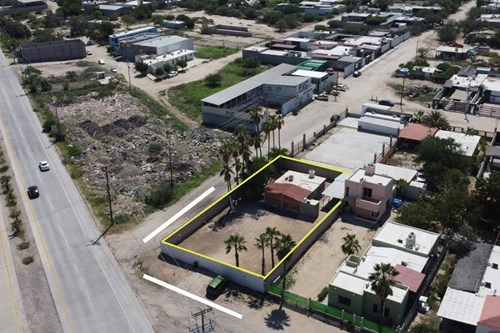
0;52;153;332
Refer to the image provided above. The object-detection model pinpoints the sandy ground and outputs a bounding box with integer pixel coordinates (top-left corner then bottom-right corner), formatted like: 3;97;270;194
290;217;377;299
178;201;327;275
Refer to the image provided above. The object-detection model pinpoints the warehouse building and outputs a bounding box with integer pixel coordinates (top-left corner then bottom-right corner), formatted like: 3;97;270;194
120;35;194;62
18;39;86;63
201;64;313;132
108;26;157;47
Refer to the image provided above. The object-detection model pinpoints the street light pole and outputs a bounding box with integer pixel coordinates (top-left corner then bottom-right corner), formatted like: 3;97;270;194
127;60;132;92
92;166;114;245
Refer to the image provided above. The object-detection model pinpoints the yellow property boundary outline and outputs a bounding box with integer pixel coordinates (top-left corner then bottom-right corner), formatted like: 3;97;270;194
162;155;350;280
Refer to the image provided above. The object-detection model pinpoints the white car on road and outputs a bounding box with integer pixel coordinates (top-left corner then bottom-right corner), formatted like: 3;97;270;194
38;161;50;171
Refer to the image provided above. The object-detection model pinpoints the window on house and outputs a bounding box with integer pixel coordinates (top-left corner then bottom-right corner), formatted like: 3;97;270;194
338;296;351;306
363;187;372;198
372;304;378;313
371;211;379;218
345;187;349;196
384;308;390;317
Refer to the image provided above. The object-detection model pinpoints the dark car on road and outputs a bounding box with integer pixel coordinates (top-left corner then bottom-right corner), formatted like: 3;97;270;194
27;186;39;199
379;99;395;107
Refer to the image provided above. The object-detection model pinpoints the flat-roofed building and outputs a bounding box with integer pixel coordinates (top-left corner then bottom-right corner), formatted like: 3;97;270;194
201;64;314;132
329;221;439;326
344;164;393;223
121;35;194;61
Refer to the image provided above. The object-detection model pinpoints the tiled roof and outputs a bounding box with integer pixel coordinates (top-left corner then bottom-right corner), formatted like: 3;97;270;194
398;123;437;142
265;183;311;202
394;264;425;293
479;295;500;330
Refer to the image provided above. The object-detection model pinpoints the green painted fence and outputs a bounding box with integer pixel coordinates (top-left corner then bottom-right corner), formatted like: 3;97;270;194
265;285;396;333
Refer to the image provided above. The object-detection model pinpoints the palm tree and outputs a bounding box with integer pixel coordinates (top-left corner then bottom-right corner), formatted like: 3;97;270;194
265;227;281;267
368;263;399;320
239;141;252;175
255;234;269;275
276;114;284;149
220;163;233;191
225;233;247;267
262;120;273;156
252;134;262;158
249;106;263;133
268;147;289;160
413;110;425;124
233;157;242;185
269;115;277;148
341;233;361;256
422;110;450;130
275;234;296;260
219;142;235;165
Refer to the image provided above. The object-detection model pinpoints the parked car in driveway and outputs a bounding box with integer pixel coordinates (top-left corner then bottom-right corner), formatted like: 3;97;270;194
206;274;228;299
333;83;347;91
314;94;329;101
379;99;395;107
353;71;362;77
166;71;178;78
27;186;39;199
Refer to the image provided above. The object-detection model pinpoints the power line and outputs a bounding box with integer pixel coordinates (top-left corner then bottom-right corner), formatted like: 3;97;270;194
188;307;215;333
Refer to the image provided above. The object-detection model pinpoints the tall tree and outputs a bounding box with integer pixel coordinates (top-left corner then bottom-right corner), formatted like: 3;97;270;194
265;227;281;267
269;115;277;148
249;107;263;133
276;114;284;149
220;163;233;191
233;156;242;185
368;263;399;321
255;234;269;275
341;233;361;256
262;120;273;156
275;234;296;260
225;234;247;267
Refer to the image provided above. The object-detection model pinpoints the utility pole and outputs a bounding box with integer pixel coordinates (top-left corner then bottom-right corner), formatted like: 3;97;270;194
92;167;114;245
188;307;214;333
168;144;174;190
127;60;132;92
400;69;408;113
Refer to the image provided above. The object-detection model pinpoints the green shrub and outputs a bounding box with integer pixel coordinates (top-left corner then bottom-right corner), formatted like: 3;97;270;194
22;256;34;265
148;143;163;155
17;242;29;250
9;209;20;219
114;213;131;225
145;183;172;208
317;287;328;302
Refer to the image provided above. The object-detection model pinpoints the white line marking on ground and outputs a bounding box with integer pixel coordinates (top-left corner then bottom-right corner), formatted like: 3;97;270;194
142;274;243;319
142;186;215;243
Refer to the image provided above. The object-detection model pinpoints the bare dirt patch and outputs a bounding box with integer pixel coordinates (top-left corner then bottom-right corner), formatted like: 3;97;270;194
290;218;376;299
178;201;327;274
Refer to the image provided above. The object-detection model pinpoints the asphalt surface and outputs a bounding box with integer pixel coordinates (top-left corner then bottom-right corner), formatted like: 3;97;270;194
0;52;153;332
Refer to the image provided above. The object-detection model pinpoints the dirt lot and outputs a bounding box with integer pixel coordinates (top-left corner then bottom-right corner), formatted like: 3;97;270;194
53;92;228;218
290;217;377;299
178;201;328;275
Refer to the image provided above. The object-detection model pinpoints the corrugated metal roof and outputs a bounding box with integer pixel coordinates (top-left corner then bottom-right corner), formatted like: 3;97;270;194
202;64;302;106
398;123;437;142
265;183;311;202
438;288;486;326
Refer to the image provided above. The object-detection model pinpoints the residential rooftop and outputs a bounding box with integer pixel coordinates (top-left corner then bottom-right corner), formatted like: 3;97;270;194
348;168;392;186
274;170;326;192
373;221;439;257
435;130;481;157
398;123;437;142
374;163;417;183
448;242;493;293
478;245;500;296
438;288;486;326
478;295;500;331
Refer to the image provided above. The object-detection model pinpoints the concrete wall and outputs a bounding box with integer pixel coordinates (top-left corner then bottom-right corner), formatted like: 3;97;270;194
133;38;194;58
161;243;265;292
19;39;86;63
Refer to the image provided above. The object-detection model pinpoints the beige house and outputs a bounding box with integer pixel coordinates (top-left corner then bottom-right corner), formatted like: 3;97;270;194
344;164;393;223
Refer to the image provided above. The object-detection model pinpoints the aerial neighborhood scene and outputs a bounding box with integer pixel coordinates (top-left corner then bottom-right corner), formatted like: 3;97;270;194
0;0;500;332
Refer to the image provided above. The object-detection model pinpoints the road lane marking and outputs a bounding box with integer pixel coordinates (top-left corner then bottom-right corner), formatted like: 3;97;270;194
142;186;215;243
142;274;243;319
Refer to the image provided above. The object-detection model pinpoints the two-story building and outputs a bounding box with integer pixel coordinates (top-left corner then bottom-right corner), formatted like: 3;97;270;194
344;164;394;223
201;64;314;132
329;221;439;326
